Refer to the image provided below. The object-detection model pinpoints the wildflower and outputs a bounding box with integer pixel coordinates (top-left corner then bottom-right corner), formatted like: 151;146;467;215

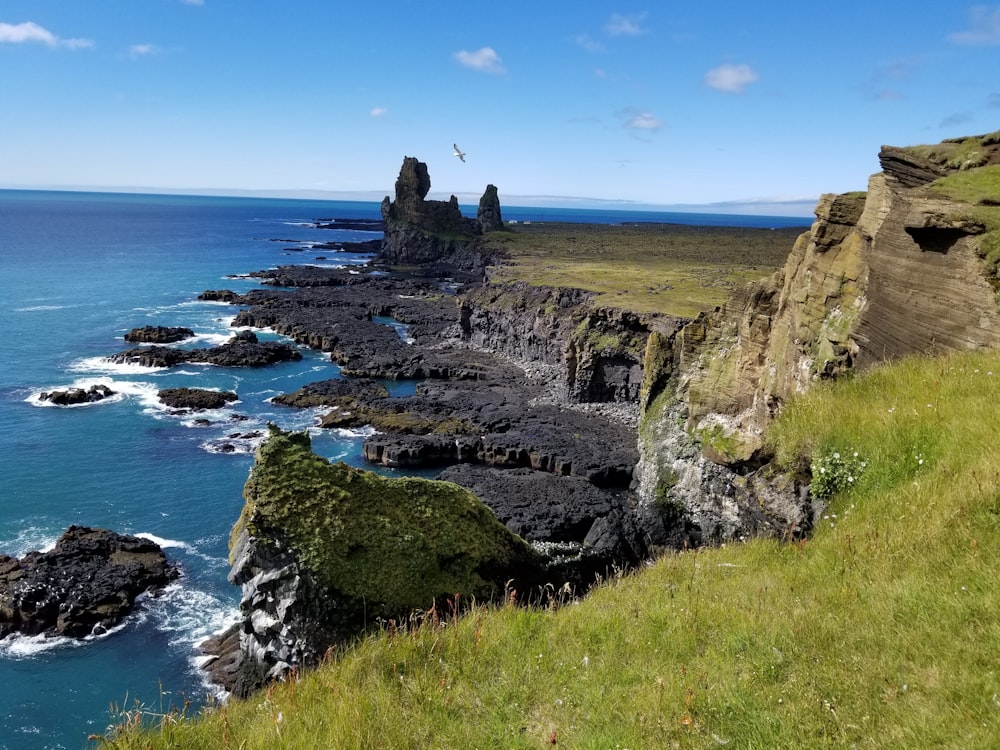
582;655;590;668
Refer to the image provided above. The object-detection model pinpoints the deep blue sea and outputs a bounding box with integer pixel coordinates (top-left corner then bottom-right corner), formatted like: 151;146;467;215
0;189;810;748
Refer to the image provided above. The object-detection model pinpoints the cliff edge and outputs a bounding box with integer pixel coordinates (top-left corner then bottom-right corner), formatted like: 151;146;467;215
637;130;1000;542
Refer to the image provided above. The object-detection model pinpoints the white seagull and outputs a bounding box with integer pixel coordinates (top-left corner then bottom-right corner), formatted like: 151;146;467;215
453;143;466;162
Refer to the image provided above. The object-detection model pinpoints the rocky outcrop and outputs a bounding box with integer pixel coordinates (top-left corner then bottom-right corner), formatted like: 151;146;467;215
635;131;1000;544
226;428;549;693
0;526;177;639
107;330;302;369
39;383;116;406
477;184;504;232
158;387;239;410
378;157;506;267
124;326;194;344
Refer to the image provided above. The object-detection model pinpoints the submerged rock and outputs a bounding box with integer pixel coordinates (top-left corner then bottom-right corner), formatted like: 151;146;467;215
0;526;177;640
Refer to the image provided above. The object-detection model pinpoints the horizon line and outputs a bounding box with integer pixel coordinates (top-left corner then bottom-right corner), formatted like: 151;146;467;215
0;184;820;218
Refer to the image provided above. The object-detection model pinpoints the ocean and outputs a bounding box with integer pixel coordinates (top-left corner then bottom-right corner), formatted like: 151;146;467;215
0;189;810;748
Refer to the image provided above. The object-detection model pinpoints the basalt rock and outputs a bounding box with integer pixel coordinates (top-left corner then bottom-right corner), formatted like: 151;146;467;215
378;157;503;267
158;387;239;410
0;526;177;640
39;383;116;406
227;428;549;691
124;326;194;344
477;184;504;232
107;331;302;369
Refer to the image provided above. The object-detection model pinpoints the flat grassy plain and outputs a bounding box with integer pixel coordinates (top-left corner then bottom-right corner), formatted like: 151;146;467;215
101;349;1000;749
482;222;805;316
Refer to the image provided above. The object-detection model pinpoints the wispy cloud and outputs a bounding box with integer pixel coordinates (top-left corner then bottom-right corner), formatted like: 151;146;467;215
948;5;1000;45
988;92;1000;108
940;111;974;128
0;21;92;49
180;0;205;5
128;43;159;59
575;33;604;53
605;12;648;37
370;106;389;117
704;63;759;94
620;108;664;131
453;47;505;74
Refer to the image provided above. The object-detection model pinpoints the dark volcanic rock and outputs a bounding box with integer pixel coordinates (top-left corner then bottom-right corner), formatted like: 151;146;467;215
124;326;194;344
0;526;177;640
477;183;504;232
39;384;116;406
198;289;247;303
378;156;482;265
272;378;390;408
107;331;302;369
158;387;239;410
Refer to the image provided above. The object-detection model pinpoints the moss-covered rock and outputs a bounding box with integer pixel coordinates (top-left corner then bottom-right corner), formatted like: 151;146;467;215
229;426;546;687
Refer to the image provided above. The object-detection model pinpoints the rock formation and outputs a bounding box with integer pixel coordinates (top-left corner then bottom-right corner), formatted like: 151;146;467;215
477;183;504;232
39;383;116;406
379;157;503;265
124;326;194;344
158;387;239;410
226;427;548;692
0;526;177;639
107;330;302;368
635;130;1000;543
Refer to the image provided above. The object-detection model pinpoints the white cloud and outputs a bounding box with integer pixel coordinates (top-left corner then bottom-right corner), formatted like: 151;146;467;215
948;5;1000;45
704;63;759;94
128;43;159;59
370;107;388;117
0;21;92;49
453;47;505;74
621;109;664;131
181;0;205;5
605;12;648;37
575;33;604;53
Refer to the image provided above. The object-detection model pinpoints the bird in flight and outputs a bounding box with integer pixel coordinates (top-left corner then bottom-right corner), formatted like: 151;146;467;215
453;143;466;162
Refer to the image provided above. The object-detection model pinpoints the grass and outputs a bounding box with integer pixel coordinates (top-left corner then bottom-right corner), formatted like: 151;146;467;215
97;348;1000;749
928;165;1000;281
482;223;803;317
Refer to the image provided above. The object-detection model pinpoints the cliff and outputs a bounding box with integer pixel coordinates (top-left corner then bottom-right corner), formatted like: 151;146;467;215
636;130;1000;542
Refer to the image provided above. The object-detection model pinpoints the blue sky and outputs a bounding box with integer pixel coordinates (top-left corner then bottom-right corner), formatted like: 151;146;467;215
2;1;999;214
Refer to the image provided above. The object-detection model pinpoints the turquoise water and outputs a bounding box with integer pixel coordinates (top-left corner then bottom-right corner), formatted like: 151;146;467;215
0;189;809;748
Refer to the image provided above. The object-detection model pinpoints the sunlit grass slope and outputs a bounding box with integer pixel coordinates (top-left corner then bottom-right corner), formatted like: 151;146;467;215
482;223;802;317
99;350;1000;749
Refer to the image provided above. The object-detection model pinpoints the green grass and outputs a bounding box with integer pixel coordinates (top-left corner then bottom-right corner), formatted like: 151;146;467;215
483;223;802;317
97;349;1000;749
928;165;1000;281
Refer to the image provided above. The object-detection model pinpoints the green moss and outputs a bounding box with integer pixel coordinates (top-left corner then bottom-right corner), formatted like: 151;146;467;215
238;427;540;615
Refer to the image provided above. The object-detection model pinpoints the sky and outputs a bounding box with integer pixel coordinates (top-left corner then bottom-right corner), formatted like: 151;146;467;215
2;1;999;215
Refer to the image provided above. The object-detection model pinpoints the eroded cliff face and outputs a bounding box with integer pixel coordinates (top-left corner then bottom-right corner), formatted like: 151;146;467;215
460;281;679;404
636;132;1000;542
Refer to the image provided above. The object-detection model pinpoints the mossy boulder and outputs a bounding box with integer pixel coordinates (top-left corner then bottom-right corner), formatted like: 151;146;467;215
229;427;546;685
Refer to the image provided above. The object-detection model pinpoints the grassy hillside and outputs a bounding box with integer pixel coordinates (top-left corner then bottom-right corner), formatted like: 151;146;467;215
481;223;802;317
97;349;1000;748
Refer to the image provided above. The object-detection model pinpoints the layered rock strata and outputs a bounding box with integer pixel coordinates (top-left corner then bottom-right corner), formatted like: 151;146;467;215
635;131;1000;543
